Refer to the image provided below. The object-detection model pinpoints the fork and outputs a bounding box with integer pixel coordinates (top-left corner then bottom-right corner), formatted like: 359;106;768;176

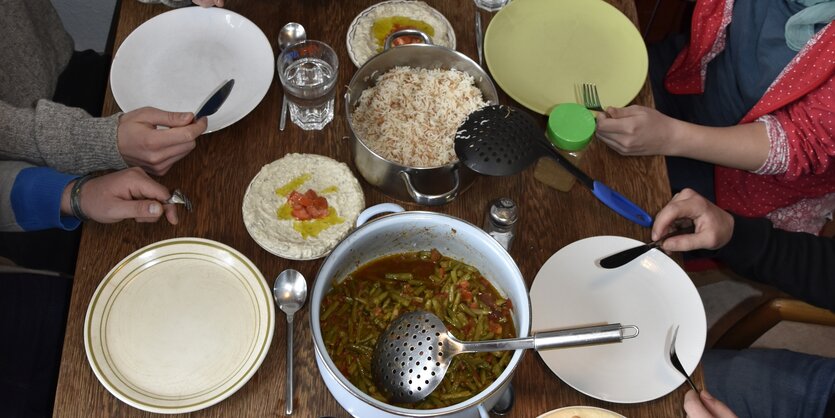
577;83;607;113
669;325;698;391
165;189;193;212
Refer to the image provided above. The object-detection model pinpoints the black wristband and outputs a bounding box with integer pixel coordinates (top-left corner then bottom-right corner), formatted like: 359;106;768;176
70;175;93;222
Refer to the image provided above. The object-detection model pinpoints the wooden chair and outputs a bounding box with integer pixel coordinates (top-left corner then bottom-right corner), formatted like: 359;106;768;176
712;297;835;350
690;266;835;353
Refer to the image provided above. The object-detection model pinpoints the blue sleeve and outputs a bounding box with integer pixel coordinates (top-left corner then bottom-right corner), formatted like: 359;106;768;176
10;167;81;231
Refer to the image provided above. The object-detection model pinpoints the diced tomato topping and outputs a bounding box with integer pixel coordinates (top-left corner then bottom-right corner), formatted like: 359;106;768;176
488;321;503;335
461;288;473;302
287;189;330;220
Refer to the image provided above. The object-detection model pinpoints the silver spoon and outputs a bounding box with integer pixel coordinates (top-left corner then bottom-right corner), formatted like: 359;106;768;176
371;310;638;403
273;269;308;415
277;22;307;131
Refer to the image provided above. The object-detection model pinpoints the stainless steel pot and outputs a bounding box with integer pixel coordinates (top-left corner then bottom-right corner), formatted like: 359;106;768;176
345;31;499;206
310;204;531;417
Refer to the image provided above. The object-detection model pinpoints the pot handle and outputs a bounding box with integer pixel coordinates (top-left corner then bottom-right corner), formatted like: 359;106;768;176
477;404;490;418
384;29;433;50
399;169;461;206
355;203;405;227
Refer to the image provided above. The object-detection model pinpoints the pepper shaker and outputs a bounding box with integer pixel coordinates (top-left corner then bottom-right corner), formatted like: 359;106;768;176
483;197;518;251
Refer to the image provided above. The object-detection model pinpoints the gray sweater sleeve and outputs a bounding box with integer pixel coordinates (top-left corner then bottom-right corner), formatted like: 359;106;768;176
0;99;126;175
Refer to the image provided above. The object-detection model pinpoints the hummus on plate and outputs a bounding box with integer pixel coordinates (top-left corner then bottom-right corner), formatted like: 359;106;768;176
242;153;365;260
347;0;455;67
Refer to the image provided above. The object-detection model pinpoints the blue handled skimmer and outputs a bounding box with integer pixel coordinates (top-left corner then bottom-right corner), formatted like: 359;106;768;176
454;105;653;227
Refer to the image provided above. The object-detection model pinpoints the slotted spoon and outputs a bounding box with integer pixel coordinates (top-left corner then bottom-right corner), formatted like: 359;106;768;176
454;105;653;227
371;310;639;403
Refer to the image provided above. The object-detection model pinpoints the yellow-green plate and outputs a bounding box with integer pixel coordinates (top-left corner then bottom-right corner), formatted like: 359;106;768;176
84;238;274;413
484;0;648;114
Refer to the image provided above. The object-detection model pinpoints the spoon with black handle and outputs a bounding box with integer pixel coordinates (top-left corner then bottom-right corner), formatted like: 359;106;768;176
598;220;696;269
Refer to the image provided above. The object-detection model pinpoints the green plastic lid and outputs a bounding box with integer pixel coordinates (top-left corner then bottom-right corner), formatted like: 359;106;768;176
546;103;596;151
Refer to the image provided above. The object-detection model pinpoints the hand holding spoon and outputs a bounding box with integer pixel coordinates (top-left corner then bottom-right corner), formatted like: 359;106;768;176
273;269;308;415
598;220;696;269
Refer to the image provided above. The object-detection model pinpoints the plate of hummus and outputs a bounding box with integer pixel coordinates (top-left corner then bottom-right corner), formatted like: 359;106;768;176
346;0;456;67
242;154;365;260
536;406;625;418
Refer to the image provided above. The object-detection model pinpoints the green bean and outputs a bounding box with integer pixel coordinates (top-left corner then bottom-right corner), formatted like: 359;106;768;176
440;390;473;401
470;308;490;316
321;302;340;321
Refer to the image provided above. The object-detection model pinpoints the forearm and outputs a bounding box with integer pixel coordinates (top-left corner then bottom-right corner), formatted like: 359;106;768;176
2;99;126;174
668;120;769;172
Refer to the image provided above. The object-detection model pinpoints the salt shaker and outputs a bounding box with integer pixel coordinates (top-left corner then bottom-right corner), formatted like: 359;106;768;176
483;198;518;251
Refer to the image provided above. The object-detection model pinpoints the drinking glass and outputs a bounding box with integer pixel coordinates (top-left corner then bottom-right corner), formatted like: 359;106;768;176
277;40;338;130
474;0;509;12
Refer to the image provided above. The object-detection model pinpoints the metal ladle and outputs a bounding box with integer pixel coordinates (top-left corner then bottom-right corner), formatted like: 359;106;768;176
277;22;307;131
273;269;308;415
371;310;638;403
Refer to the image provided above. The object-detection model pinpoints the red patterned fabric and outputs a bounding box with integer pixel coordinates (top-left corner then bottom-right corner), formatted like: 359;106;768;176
665;0;835;220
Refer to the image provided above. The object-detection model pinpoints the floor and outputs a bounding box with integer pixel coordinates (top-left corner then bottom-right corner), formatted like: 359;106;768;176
694;269;835;358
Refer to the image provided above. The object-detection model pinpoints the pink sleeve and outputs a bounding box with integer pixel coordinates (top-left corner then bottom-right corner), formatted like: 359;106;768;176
770;74;835;180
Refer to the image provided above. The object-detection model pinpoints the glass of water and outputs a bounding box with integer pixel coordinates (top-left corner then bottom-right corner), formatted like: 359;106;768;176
277;40;338;130
474;0;509;12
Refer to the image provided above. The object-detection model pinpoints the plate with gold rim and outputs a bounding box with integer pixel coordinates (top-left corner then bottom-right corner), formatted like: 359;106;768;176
84;238;274;413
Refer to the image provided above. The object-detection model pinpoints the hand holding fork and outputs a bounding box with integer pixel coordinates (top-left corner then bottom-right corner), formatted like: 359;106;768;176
577;83;611;117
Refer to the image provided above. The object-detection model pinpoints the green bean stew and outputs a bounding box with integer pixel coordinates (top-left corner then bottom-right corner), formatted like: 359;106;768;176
320;249;516;409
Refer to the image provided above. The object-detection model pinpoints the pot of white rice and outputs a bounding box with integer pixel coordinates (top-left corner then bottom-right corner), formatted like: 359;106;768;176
345;30;499;205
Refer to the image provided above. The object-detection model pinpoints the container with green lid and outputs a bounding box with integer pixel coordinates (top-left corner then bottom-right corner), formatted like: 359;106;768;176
534;103;597;192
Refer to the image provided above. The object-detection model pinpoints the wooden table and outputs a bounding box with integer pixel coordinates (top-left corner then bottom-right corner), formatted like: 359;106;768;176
54;0;702;416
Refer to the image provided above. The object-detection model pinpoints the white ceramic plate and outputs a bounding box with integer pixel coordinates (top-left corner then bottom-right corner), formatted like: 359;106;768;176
242;153;365;260
530;236;706;403
84;238;274;413
110;7;274;132
537;406;625;418
346;0;456;67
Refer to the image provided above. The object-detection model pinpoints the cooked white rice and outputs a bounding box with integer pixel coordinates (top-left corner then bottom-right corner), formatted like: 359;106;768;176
351;66;488;167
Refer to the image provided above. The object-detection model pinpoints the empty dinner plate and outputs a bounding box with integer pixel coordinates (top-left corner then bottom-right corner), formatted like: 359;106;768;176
110;7;274;132
84;238;274;413
530;236;706;403
484;0;647;114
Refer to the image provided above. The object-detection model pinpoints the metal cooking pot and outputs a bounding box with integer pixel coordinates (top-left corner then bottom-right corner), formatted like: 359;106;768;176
310;203;531;418
345;30;499;206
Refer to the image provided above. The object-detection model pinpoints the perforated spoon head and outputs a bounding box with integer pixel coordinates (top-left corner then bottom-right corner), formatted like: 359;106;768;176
454;105;546;177
371;310;455;403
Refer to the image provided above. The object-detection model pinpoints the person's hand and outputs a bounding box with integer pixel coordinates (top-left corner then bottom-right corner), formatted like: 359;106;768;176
595;105;683;156
64;167;179;225
117;107;208;176
652;188;734;252
192;0;223;6
683;389;738;418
